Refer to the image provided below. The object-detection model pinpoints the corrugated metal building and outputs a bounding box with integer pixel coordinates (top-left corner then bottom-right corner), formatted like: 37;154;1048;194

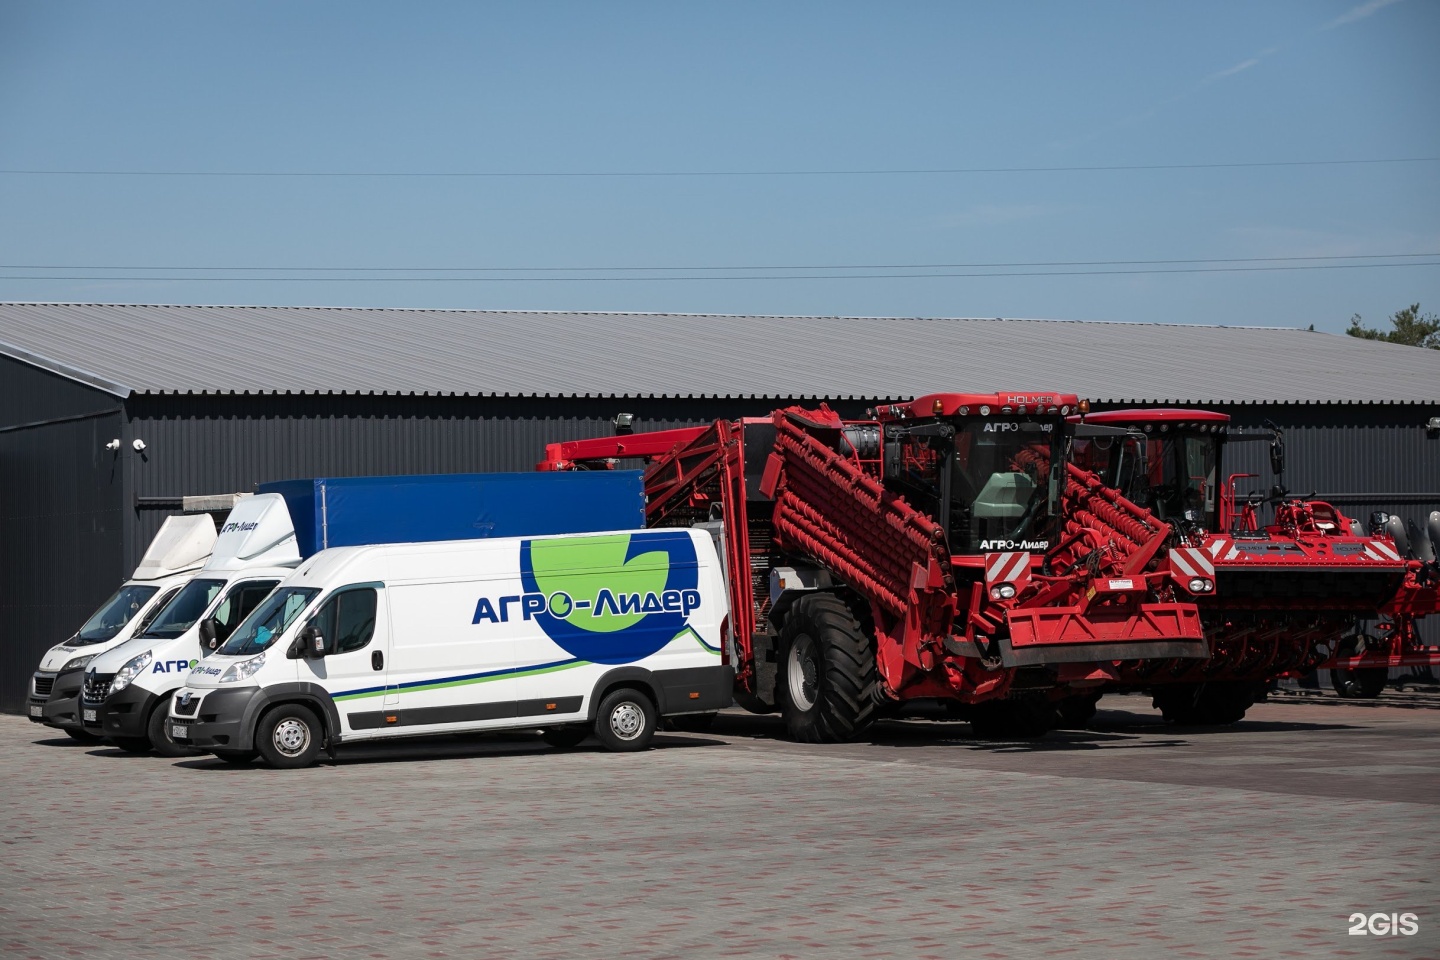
2;302;1438;712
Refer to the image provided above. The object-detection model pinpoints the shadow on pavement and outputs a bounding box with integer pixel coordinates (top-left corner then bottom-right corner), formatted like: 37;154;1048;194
170;731;726;771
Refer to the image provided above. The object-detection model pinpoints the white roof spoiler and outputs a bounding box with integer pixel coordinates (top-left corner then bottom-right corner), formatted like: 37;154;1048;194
132;514;219;581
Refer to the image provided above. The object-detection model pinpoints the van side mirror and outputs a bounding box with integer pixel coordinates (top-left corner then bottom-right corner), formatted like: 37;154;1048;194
199;618;219;650
296;624;327;659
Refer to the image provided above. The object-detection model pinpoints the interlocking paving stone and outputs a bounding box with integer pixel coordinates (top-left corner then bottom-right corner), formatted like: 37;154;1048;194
1;695;1436;959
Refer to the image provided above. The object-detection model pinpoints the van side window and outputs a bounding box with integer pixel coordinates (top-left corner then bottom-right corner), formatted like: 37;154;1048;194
136;585;182;633
311;589;378;655
213;580;281;643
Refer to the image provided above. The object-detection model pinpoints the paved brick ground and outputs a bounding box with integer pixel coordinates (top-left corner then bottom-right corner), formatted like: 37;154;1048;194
1;695;1436;959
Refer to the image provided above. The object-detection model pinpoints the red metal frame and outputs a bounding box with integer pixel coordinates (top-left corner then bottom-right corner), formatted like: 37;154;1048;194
541;395;1208;708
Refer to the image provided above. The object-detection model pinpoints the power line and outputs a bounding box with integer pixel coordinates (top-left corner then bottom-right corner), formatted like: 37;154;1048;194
3;262;1436;282
1;158;1437;178
3;253;1435;273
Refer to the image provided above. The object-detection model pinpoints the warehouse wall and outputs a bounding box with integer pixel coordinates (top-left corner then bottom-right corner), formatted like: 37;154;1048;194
0;356;126;713
122;393;875;570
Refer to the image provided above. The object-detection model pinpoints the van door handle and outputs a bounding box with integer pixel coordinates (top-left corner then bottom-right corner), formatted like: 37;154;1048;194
371;651;384;671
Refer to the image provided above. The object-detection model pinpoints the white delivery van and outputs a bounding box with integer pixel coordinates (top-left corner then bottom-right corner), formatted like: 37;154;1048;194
170;528;733;768
80;494;301;755
28;514;218;741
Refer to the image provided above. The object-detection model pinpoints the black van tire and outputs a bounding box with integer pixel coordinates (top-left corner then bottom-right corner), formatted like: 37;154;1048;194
64;728;103;744
147;699;200;758
593;688;657;752
256;704;323;769
541;726;590;749
778;593;877;743
112;736;152;754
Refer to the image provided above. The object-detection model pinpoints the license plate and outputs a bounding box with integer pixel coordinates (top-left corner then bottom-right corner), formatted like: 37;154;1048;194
171;724;188;740
29;705;42;717
83;709;97;722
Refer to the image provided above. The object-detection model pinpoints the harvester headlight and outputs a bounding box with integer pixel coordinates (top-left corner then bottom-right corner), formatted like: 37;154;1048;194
1060;405;1070;415
989;583;1018;601
1188;577;1214;593
110;650;153;695
979;405;991;416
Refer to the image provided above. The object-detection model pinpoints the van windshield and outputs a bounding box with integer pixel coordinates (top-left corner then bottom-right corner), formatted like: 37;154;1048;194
219;587;321;657
138;578;225;639
73;584;160;644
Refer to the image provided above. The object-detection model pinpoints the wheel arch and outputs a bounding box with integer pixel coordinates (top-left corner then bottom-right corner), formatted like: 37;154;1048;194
586;667;663;721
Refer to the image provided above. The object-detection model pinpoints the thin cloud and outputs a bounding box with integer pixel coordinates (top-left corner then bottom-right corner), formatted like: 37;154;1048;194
1322;0;1404;30
1203;58;1261;84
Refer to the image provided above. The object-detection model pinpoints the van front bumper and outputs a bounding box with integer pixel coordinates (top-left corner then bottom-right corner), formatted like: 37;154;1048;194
83;684;159;740
29;668;86;728
174;687;264;752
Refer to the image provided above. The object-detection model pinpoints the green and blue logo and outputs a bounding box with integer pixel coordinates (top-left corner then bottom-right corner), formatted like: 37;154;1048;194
471;531;701;664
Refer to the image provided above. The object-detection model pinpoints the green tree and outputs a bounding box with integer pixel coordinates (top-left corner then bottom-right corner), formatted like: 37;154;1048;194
1346;303;1440;349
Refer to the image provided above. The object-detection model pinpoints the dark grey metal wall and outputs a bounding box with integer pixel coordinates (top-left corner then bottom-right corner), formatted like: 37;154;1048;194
122;393;874;570
4;372;1438;714
0;356;126;713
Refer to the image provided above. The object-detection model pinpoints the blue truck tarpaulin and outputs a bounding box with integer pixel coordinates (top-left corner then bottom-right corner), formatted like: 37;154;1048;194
258;471;646;558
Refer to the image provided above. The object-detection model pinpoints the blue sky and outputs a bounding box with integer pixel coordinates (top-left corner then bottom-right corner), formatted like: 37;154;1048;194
1;0;1436;333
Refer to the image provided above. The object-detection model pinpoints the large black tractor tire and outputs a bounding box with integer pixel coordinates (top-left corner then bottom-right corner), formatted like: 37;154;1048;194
1331;668;1388;699
1153;681;1256;726
969;697;1057;740
1330;636;1389;699
778;594;878;743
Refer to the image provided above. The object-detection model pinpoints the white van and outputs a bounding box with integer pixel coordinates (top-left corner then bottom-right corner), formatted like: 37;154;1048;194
169;528;733;767
80;494;301;755
28;514;217;741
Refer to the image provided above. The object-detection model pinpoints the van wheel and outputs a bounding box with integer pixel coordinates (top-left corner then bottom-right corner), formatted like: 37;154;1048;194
256;704;323;769
212;749;257;765
593;688;657;752
64;728;103;744
147;699;200;758
113;737;152;754
541;726;590;749
779;594;877;743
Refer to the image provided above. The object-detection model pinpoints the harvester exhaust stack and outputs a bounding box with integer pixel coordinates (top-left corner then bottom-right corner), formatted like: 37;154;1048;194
1380;514;1410;556
1412;516;1438;564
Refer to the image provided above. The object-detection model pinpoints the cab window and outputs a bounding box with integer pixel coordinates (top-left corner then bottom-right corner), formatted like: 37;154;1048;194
309;588;378;654
212;580;280;643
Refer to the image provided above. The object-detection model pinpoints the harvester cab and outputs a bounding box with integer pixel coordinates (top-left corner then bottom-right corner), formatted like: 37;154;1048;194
869;391;1075;558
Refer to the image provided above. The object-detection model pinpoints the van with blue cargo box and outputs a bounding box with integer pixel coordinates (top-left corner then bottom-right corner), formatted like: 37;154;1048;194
259;471;646;558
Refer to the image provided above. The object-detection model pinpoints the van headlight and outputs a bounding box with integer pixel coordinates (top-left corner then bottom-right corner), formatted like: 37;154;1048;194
110;650;153;694
61;653;97;672
219;652;265;684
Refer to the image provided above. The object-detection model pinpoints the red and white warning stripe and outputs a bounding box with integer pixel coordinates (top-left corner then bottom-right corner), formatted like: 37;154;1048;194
1169;546;1215;579
984;551;1032;588
1364;539;1403;562
1207;537;1242;561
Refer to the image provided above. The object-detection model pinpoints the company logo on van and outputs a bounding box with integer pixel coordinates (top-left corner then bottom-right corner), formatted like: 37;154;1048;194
221;521;260;534
471;532;700;665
